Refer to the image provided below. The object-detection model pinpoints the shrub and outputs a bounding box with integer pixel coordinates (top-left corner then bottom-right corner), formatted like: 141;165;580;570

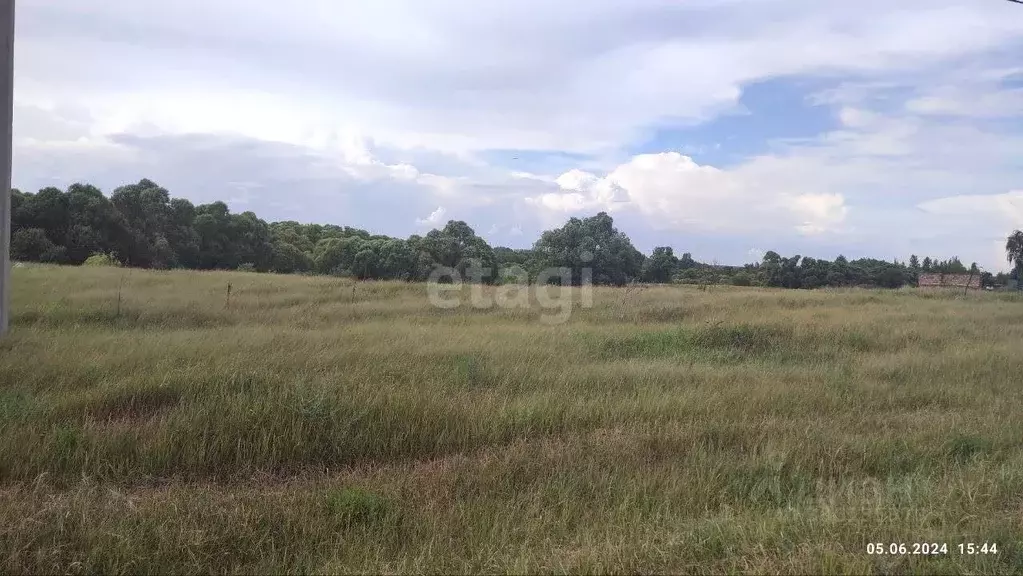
731;272;752;287
83;252;122;267
12;228;66;263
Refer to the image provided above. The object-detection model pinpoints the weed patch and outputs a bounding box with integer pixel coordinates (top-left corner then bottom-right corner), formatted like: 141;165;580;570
325;488;392;528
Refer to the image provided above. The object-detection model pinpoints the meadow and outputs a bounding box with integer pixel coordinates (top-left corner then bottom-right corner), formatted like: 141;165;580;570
1;264;1022;574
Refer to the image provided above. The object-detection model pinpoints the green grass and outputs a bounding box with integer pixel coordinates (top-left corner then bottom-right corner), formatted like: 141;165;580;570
1;264;1022;574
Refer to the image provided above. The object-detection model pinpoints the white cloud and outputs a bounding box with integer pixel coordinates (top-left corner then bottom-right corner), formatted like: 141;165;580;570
918;190;1023;230
904;85;1023;119
788;194;849;235
416;206;447;227
531;152;849;235
526;191;590;213
16;0;1023;155
554;169;600;193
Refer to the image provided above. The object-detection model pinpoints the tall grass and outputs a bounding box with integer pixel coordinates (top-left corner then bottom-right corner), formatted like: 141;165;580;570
1;265;1021;574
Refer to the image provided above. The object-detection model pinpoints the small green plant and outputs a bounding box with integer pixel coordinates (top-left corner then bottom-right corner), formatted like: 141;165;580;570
945;434;993;463
454;354;493;388
325;488;390;528
83;252;122;267
237;263;257;273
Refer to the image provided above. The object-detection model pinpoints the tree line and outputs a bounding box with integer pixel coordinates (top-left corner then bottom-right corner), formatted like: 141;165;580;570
10;179;1022;289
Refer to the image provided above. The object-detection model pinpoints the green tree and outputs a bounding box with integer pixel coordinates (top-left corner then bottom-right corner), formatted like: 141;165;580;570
352;249;378;279
11;228;65;262
422;221;497;283
168;198;201;268
731;271;752;286
533;212;643;286
109;179;178;267
193;202;234;269
641;246;678;283
15;187;70;248
374;239;415;280
230;211;274;272
63;183;122;263
1007;230;1023;281
799;257;831;289
7;177;1006;292
270;241;311;274
313;236;365;275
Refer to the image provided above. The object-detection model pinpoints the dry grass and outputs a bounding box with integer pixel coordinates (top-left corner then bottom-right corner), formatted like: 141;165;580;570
1;264;1022;574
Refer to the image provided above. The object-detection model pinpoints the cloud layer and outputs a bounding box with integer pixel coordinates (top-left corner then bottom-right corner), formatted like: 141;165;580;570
13;0;1023;270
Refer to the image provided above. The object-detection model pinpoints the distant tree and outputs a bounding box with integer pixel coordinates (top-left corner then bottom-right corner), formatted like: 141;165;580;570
313;236;362;276
423;221;498;283
760;251;802;287
270;241;311;274
878;265;907;289
1008;230;1023;279
352;249;377;279
799;257;831;290
731;271;752;286
11;228;65;263
640;246;678;283
533;212;643;286
193;202;234;269
63;183;121;263
980;271;994;288
7;179;1007;293
931;257;967;274
16;187;70;246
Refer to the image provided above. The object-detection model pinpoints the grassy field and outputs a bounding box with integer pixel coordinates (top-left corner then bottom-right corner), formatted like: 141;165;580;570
1;264;1022;574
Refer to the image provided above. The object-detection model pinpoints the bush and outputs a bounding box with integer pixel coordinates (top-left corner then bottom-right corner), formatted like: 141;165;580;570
496;266;530;286
328;266;355;279
731;272;752;287
237;263;257;273
83;252;122;267
11;228;66;263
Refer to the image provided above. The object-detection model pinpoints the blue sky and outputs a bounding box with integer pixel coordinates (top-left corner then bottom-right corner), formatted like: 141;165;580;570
630;77;839;166
11;0;1023;271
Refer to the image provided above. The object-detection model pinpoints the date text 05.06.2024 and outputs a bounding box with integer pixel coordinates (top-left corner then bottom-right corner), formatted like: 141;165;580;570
866;543;999;555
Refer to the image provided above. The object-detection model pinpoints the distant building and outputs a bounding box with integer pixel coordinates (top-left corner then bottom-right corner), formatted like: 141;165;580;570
917;272;981;290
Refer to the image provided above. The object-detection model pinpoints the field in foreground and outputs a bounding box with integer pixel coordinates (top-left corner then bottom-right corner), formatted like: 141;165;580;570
1;265;1022;574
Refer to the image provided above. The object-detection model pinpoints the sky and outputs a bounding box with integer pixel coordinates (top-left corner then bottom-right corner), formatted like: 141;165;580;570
12;0;1023;271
